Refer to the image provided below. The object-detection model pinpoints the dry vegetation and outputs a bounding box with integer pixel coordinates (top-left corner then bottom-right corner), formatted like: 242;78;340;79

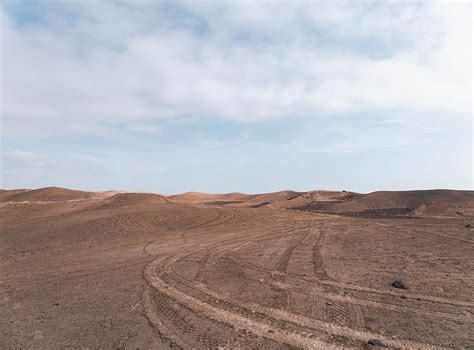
1;187;473;349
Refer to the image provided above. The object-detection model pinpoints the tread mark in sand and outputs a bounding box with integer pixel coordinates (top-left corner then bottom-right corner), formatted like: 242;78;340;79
144;253;436;349
312;228;328;280
222;251;473;322
194;250;211;283
311;228;365;329
271;231;308;310
275;231;309;274
145;256;289;349
271;287;290;309
145;282;249;349
191;221;472;325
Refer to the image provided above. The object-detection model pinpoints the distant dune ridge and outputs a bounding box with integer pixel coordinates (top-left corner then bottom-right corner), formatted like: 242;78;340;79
306;189;474;217
0;187;96;202
100;192;168;209
0;189;31;201
168;191;257;203
1;186;473;217
167;188;474;217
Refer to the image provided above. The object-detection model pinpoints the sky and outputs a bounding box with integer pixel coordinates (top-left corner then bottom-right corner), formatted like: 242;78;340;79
0;1;472;194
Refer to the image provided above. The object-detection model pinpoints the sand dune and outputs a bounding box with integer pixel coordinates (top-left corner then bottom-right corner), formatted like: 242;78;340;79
168;188;473;217
100;192;168;208
1;186;473;349
233;190;304;208
297;189;474;217
2;187;472;218
266;190;359;209
169;189;350;208
169;191;258;204
0;187;96;202
0;189;31;201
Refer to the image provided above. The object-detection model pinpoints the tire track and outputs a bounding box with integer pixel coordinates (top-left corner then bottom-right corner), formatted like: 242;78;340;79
224;223;474;309
144;213;472;348
145;255;439;349
223;243;473;322
310;227;365;328
193;250;212;283
142;215;314;347
275;231;310;274
367;220;474;246
146;255;338;349
221;224;363;328
312;228;329;280
143;256;242;349
271;229;309;310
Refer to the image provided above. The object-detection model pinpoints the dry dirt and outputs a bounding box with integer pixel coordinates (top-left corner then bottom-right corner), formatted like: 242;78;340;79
1;187;473;349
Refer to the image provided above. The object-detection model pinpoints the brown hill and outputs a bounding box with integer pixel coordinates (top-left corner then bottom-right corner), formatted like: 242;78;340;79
233;190;304;208
0;189;31;201
0;187;96;202
3;187;471;217
273;190;358;209
100;192;167;208
297;189;474;217
169;191;258;204
170;190;313;208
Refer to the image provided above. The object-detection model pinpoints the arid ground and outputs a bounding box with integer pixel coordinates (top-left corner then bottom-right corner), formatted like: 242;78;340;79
1;187;473;349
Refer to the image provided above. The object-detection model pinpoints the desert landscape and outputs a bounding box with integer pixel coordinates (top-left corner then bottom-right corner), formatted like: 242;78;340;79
1;187;473;349
2;1;472;349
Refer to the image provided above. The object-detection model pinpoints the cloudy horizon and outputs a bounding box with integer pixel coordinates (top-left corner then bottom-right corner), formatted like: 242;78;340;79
1;1;472;194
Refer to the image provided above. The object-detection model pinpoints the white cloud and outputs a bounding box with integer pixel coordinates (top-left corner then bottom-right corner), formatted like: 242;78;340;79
3;150;53;167
126;123;161;134
1;148;168;190
0;2;471;137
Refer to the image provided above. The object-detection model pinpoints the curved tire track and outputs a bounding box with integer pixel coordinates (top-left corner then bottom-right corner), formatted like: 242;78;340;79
144;254;439;349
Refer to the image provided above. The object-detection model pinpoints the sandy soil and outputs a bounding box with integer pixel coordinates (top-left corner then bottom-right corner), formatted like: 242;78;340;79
1;188;473;349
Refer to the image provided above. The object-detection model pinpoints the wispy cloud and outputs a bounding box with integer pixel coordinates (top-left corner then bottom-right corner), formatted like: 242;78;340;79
1;2;471;192
125;123;161;134
3;150;54;167
1;2;471;137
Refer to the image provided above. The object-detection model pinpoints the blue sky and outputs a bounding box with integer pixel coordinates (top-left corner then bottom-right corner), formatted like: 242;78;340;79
1;1;472;194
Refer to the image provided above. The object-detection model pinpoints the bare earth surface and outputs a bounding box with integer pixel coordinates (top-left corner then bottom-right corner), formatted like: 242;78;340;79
1;187;473;349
